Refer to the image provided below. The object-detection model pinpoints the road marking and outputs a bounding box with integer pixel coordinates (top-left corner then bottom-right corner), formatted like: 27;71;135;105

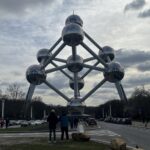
87;129;121;137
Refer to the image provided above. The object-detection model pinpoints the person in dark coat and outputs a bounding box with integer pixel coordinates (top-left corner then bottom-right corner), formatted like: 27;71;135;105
5;118;9;128
59;112;69;140
47;109;58;143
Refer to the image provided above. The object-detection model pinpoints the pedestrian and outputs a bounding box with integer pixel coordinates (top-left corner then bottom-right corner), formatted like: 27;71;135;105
59;111;69;140
47;109;58;143
74;117;79;128
69;116;74;129
5;118;9;128
0;118;4;128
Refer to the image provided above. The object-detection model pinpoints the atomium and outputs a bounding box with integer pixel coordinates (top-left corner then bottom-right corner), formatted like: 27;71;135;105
25;14;127;115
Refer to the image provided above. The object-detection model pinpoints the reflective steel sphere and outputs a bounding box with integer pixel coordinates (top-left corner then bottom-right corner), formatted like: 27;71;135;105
26;65;46;85
67;55;83;72
69;78;84;90
99;46;115;62
65;14;83;27
37;48;51;63
104;62;124;83
67;97;85;107
62;23;84;46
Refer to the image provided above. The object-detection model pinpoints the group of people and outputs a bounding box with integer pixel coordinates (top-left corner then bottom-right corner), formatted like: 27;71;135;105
47;109;70;143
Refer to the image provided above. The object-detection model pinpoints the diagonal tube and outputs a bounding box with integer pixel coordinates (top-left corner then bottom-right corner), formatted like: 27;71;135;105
53;58;67;63
24;84;36;118
48;37;62;53
82;64;105;72
51;61;73;80
44;80;70;102
115;82;127;102
81;61;100;79
45;64;68;74
81;78;106;103
84;31;103;51
80;42;107;67
83;57;96;63
42;43;66;69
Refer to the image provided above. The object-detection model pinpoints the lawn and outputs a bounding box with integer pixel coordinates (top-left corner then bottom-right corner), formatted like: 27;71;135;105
0;138;110;150
0;123;48;133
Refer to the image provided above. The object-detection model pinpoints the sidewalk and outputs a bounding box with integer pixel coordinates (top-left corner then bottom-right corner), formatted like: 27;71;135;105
132;121;150;129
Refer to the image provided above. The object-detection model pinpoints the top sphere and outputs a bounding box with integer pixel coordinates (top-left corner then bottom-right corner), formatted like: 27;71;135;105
37;48;51;63
65;14;83;27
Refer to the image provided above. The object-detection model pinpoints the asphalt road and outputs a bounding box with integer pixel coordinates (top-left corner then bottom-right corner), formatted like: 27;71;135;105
98;122;150;150
0;122;149;149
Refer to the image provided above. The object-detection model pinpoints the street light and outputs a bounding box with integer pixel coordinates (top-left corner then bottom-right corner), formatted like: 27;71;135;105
1;99;5;119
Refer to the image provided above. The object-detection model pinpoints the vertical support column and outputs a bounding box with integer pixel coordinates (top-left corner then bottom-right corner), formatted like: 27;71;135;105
1;99;5;119
30;106;33;120
43;110;46;119
72;46;79;99
102;108;105;118
74;73;79;98
109;104;112;117
72;46;77;60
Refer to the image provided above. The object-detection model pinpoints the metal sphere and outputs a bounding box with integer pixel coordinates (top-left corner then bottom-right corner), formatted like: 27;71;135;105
69;78;84;90
62;23;84;46
99;46;115;62
104;62;124;83
67;55;83;72
37;48;51;63
65;14;83;27
67;97;85;107
26;65;46;85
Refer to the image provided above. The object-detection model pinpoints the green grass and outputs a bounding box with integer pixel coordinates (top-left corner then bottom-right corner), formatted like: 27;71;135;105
0;138;109;150
0;123;48;133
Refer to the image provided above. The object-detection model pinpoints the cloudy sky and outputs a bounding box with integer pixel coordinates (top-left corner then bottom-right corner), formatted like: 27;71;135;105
0;0;150;106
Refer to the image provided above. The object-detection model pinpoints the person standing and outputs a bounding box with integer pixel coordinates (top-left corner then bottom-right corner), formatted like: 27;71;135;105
47;109;58;143
5;118;9;128
59;112;69;140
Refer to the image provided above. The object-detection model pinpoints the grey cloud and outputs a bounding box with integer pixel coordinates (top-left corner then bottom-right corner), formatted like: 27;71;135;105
115;49;150;70
124;0;146;12
138;9;150;18
126;75;150;87
36;72;69;91
0;0;55;15
137;61;150;71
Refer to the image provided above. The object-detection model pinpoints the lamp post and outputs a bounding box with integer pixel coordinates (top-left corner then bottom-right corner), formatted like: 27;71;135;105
109;104;112;117
43;110;46;119
30;106;33;120
1;99;5;119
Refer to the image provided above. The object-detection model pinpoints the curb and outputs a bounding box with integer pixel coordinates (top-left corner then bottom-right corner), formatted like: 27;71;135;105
91;138;136;150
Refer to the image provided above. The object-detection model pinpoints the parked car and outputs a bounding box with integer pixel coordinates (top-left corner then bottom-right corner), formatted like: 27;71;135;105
86;118;97;126
20;120;30;127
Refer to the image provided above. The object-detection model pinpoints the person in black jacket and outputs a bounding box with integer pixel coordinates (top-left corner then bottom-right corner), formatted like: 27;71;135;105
47;109;58;143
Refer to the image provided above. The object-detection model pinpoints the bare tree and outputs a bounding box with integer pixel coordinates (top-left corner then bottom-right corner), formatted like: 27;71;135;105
6;83;25;100
32;96;42;102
